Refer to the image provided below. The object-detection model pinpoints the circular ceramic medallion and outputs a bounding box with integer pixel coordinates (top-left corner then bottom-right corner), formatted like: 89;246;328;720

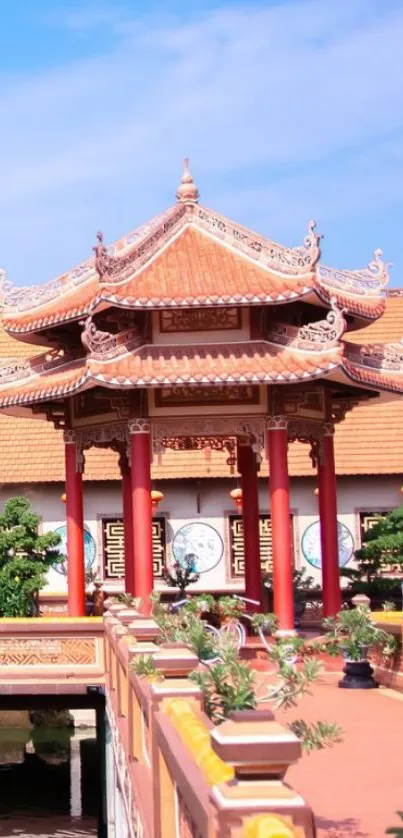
301;520;354;570
172;522;223;575
51;525;97;575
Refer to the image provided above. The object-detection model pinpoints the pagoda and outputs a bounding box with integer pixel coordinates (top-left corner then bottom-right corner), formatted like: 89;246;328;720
0;161;402;631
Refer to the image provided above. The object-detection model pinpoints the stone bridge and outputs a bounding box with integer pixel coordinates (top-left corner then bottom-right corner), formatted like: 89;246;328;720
0;609;318;837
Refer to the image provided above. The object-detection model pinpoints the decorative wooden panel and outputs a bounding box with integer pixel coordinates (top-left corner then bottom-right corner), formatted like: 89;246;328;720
159;307;241;333
102;517;166;580
228;514;294;580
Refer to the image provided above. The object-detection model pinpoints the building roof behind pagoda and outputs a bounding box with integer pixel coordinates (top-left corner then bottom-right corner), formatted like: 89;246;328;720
1;163;389;338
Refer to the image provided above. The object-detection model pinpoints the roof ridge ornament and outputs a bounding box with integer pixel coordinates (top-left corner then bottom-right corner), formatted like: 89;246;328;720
176;158;199;204
298;297;347;346
318;247;390;298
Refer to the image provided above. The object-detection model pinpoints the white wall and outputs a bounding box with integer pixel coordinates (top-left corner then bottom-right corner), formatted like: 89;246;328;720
0;474;401;594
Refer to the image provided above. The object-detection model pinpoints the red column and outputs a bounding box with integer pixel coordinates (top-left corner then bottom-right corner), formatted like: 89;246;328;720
267;417;294;633
238;443;262;608
64;432;86;617
120;454;135;595
318;423;341;617
129;419;153;614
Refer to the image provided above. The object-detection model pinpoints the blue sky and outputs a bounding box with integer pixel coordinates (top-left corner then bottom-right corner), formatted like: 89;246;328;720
0;0;402;287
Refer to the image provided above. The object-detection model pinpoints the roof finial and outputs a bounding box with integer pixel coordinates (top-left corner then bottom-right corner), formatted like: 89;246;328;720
176;158;199;204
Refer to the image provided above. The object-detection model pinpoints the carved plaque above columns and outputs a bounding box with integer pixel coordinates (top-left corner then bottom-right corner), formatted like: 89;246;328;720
152;417;266;458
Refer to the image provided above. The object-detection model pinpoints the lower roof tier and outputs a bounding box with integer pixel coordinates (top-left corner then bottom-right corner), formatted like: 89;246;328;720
0;336;403;411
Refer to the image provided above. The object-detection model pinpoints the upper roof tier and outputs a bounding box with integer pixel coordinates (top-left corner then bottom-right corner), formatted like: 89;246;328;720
0;163;389;340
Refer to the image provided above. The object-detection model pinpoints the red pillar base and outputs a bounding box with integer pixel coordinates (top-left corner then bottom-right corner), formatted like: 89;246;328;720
238;444;262;609
129;420;153;614
64;433;86;617
267;418;294;633
318;425;341;617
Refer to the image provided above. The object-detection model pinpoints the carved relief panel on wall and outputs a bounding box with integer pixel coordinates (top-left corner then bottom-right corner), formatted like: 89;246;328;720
102;517;166;580
228;514;294;580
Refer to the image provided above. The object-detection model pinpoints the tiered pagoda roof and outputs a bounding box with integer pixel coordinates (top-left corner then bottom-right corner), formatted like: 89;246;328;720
0;161;401;414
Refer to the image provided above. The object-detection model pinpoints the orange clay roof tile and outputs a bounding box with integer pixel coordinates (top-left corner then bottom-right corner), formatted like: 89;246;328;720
0;294;402;482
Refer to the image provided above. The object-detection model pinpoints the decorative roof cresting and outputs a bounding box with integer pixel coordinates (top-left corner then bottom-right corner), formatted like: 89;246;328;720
176;158;199;204
318;248;390;297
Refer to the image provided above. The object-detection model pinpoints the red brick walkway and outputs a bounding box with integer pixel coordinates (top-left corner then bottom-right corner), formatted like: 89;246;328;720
277;677;403;837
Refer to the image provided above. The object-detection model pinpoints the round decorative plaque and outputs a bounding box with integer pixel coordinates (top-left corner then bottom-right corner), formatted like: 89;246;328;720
301;520;354;570
172;522;224;575
51;525;97;576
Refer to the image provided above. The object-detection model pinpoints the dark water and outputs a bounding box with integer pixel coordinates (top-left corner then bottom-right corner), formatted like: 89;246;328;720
0;724;100;837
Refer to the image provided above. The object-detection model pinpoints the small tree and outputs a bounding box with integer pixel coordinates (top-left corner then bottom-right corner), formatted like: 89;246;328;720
342;507;403;599
0;497;61;617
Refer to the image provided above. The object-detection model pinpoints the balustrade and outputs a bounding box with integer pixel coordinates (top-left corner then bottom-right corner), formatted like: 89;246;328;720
104;604;315;838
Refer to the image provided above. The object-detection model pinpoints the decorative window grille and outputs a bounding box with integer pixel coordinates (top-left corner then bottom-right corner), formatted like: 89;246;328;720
228;514;294;579
102;516;166;580
359;511;390;543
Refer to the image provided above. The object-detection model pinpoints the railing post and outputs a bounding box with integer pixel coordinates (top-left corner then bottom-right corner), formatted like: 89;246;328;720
210;710;315;836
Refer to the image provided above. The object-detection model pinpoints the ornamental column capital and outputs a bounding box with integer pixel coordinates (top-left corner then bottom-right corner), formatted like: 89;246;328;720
128;418;151;435
323;422;335;437
63;429;77;445
266;415;288;431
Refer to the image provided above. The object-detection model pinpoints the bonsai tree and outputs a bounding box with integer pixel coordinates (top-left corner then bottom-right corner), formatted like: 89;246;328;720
342;507;403;602
162;556;200;599
0;497;61;617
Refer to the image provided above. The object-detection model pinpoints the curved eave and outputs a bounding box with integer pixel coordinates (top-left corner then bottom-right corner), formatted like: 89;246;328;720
313;281;386;324
0;342;342;408
339;357;403;395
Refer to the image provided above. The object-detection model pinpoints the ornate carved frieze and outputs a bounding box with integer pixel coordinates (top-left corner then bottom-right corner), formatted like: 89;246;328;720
266;299;346;351
347;341;403;372
194;210;321;275
152;417;265;458
318;249;389;297
0;348;73;386
154;384;260;408
73;391;131;423
94;204;187;282
159;307;241;333
0;359;32;384
287;419;325;467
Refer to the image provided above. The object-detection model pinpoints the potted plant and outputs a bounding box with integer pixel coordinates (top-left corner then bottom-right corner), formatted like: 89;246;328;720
322;604;396;689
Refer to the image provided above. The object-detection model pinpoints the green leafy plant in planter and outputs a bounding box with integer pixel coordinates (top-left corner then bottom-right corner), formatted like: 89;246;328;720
0;497;61;617
321;604;396;689
190;628;342;752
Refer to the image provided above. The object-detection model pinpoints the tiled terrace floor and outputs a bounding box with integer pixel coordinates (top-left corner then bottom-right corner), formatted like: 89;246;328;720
277;676;403;838
0;816;96;837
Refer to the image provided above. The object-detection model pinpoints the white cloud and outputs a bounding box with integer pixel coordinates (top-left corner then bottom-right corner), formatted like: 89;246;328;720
0;0;403;284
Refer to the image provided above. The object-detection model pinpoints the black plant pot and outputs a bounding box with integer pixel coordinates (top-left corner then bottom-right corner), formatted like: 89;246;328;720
339;659;378;689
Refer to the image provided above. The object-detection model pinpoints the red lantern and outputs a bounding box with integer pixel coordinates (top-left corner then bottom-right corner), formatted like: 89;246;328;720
60;492;67;504
229;487;243;512
151;489;164;515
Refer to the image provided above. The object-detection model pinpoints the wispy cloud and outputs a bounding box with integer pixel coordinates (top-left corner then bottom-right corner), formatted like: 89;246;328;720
0;0;403;284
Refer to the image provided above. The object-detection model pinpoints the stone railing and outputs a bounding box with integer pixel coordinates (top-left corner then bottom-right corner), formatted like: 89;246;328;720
0;617;104;687
104;604;315;838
